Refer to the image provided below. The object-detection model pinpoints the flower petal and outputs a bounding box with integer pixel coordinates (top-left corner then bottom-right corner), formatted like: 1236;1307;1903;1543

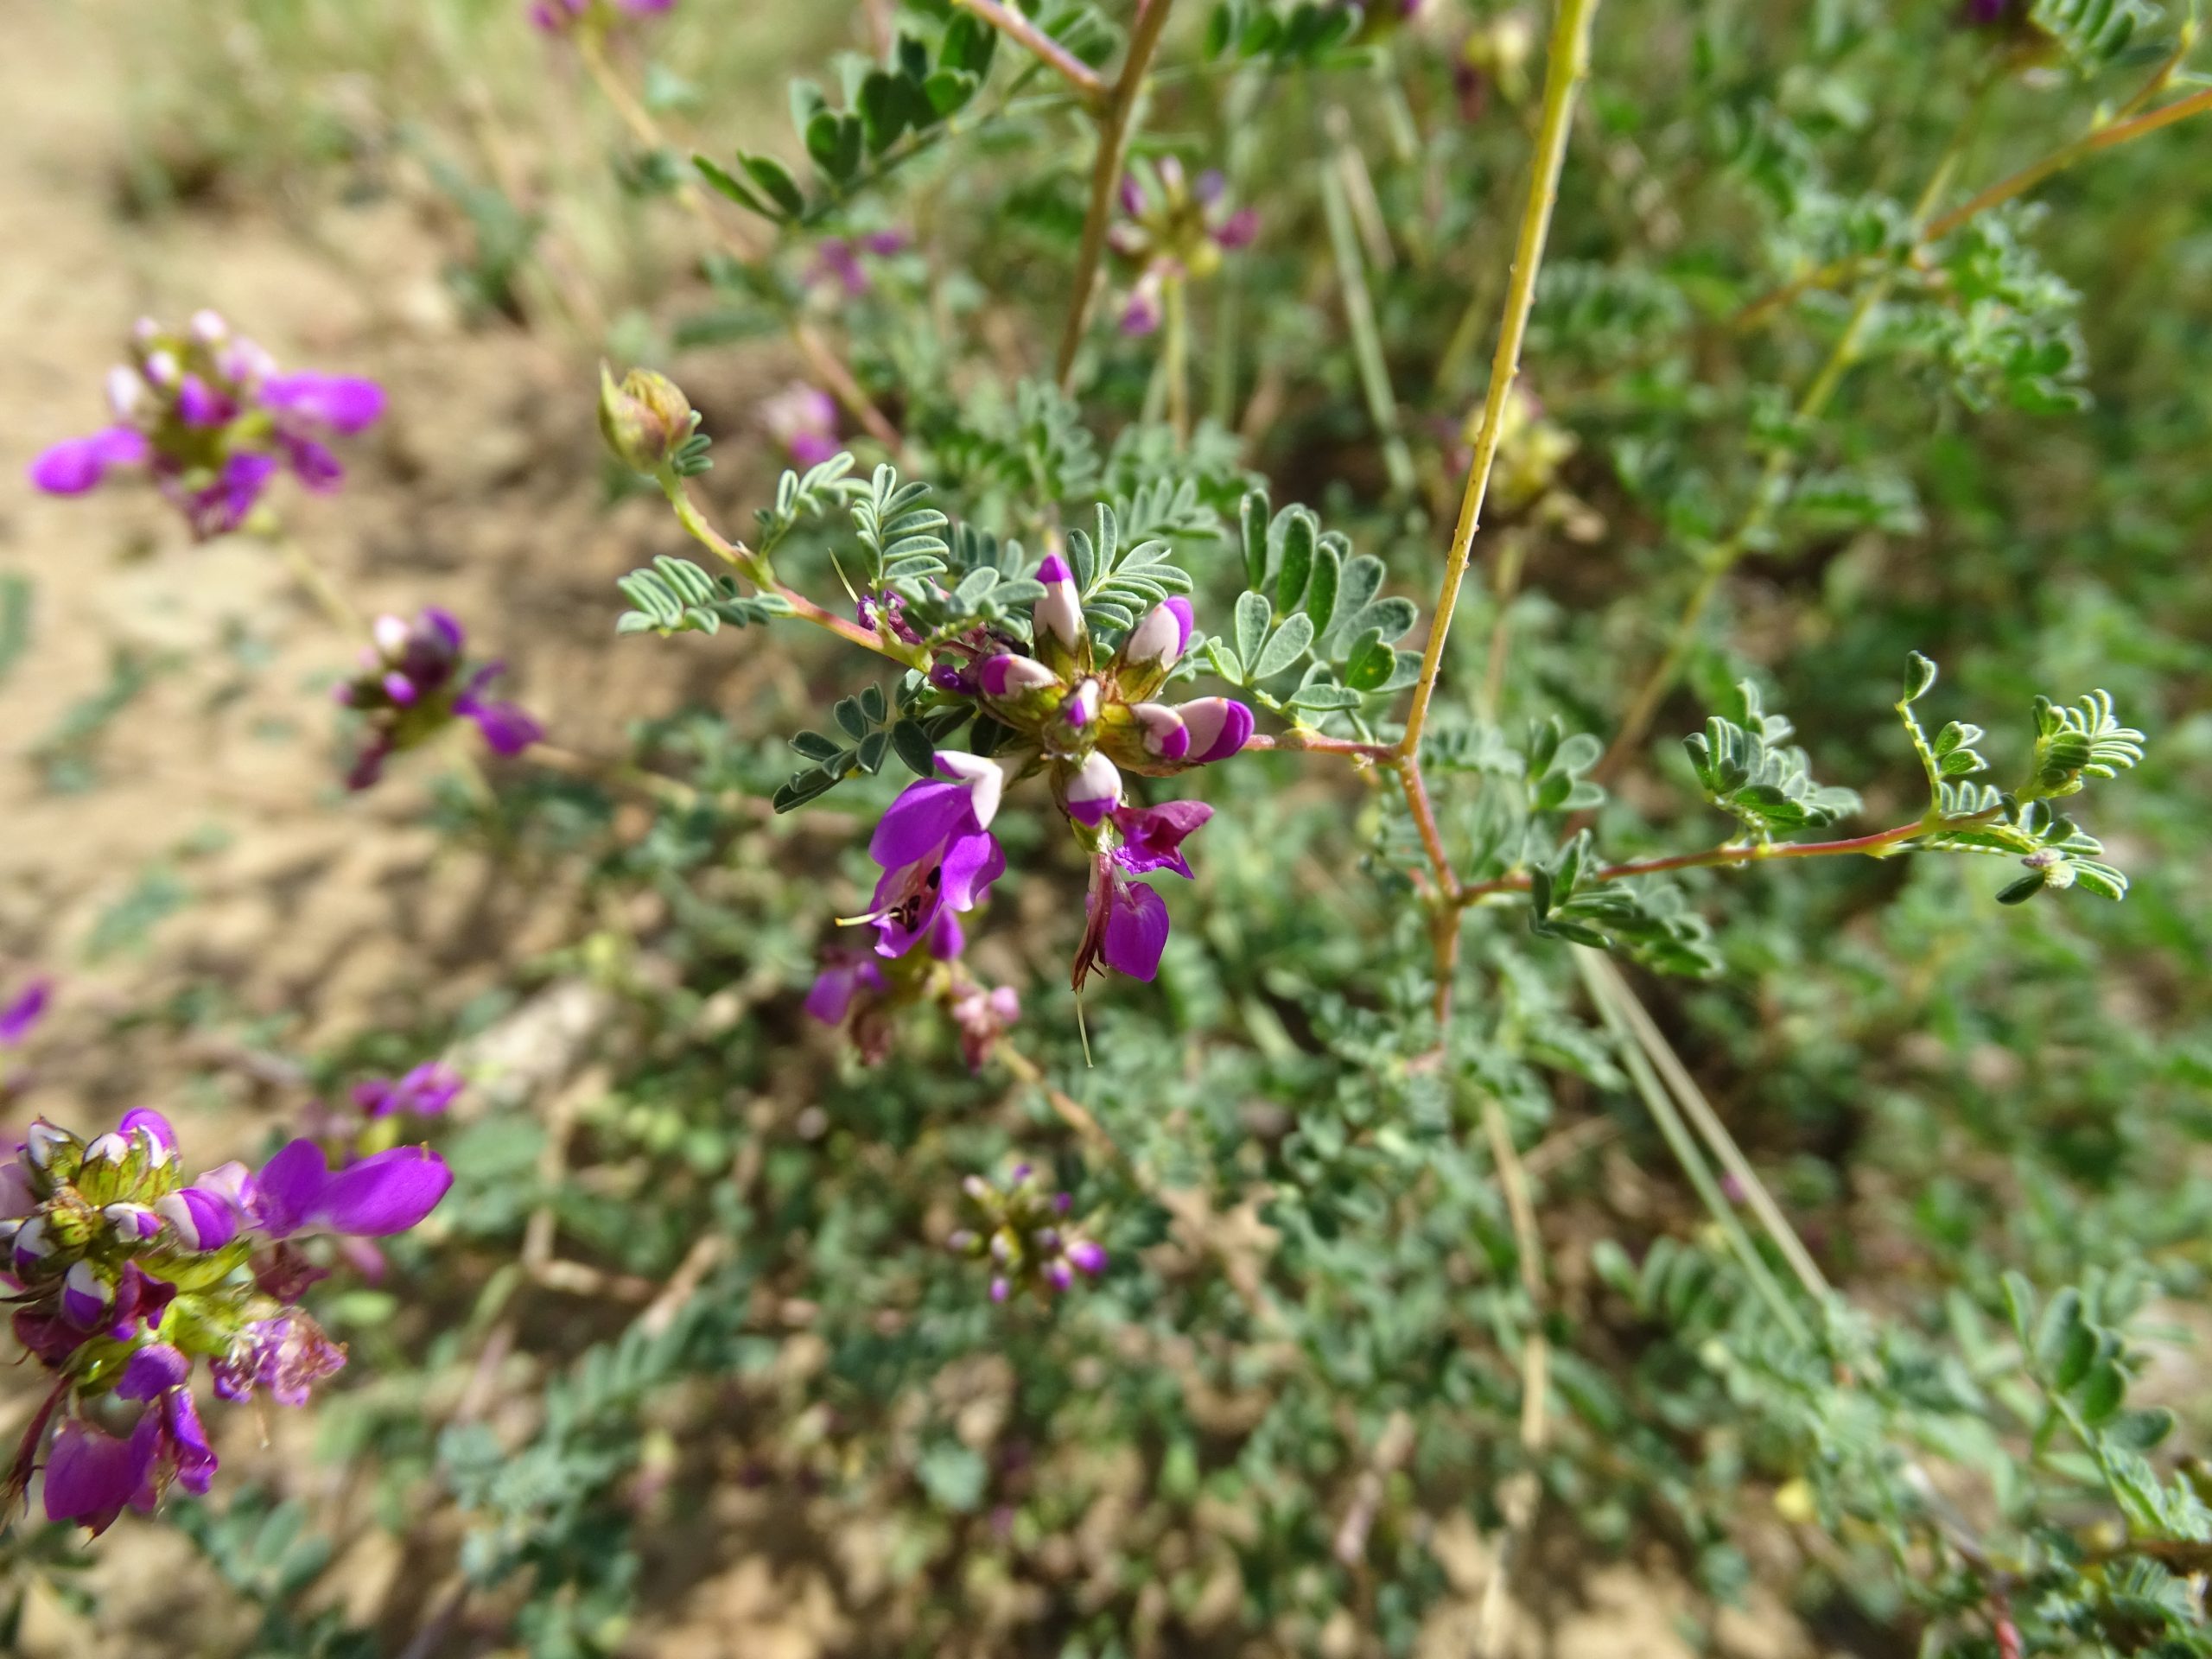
868;779;972;870
1102;877;1171;982
260;372;386;435
29;428;148;495
313;1145;453;1236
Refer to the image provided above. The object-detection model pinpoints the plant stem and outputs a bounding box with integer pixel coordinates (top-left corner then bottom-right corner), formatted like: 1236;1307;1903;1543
1163;270;1191;441
1396;0;1600;765
658;477;925;668
953;0;1108;105
272;534;364;635
1581;952;1831;1302
1055;0;1179;388
1242;730;1395;760
1921;82;2212;242
1576;948;1811;1344
1321;124;1415;495
1454;806;2003;907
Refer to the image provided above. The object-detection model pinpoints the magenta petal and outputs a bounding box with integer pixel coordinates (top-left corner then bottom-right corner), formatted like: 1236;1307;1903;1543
29;428;149;494
118;1342;192;1401
1213;207;1259;250
868;779;972;870
927;909;965;960
315;1145;452;1236
461;698;545;757
250;1140;329;1239
280;434;345;492
157;1185;239;1251
261;372;386;435
0;977;53;1046
1193;700;1254;764
805;965;861;1024
42;1419;152;1534
117;1107;175;1155
1102;878;1171;982
937;830;1005;913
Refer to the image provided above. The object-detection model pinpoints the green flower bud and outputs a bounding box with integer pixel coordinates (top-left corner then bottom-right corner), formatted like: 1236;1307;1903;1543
597;365;696;474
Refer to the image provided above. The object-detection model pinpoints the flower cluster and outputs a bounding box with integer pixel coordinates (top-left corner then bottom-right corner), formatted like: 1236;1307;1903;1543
528;0;673;34
851;566;1250;990
3;1111;451;1532
947;1166;1107;1304
1109;156;1257;335
29;312;384;540
334;608;544;789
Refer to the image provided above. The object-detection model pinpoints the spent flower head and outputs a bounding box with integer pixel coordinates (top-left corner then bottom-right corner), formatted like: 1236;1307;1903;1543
948;1166;1108;1305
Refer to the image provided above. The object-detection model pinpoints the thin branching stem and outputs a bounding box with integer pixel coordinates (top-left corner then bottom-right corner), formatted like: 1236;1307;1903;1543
1056;0;1179;387
1396;0;1599;766
1455;807;2005;908
660;478;925;668
953;0;1108;104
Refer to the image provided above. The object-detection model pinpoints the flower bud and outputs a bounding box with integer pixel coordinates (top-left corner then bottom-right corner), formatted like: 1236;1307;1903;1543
598;364;696;474
1122;598;1192;670
104;1203;162;1242
1173;697;1255;766
1130;702;1191;761
189;309;229;345
61;1261;111;1329
157;1185;240;1252
980;653;1060;701
1067;1240;1109;1275
1063;679;1101;730
25;1120;80;1177
1064;753;1124;829
106;366;149;421
119;1109;179;1166
1032;553;1087;666
10;1215;49;1274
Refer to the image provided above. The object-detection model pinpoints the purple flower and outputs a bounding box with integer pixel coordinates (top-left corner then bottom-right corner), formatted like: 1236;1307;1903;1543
245;1140;454;1242
1072;855;1173;987
156;1183;241;1251
259;372;385;434
979;653;1062;700
1110;800;1213;878
1032;553;1087;660
1120;598;1193;671
1063;752;1123;829
28;427;149;495
1173;696;1254;764
861;753;1007;959
808;229;910;296
340;609;542;788
42;1418;154;1535
1108;154;1258;328
351;1062;464;1120
0;977;52;1047
210;1312;347;1407
29;316;383;540
761;384;842;469
805;949;887;1024
950;981;1020;1072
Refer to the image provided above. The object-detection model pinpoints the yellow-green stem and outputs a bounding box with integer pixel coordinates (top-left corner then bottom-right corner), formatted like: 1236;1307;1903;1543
1396;0;1601;765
